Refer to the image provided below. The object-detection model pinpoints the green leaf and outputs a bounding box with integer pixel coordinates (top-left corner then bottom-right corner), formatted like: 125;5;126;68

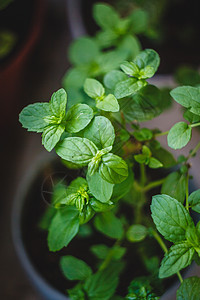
96;94;119;112
129;9;148;34
188;189;200;213
65;103;93;133
151;194;194;243
170;86;200;114
19;102;51;132
150;146;176;168
133;128;153;141
120;61;139;77
60;255;92;281
42;124;65;152
39;206;57;230
69;37;99;65
167;122;192;150
134;49;160;76
126;224;148;242
62;67;87;89
103;70;127;90
161;172;186;204
90;198;113;213
93;3;120;30
175;66;200;86
67;283;85;300
56;137;98;165
120;85;162;122
114;77;146;99
87;172;114;203
99;153;128;184
83;116;115;149
50;88;67;120
177;276;200;300
84;78;105;99
48;206;79;251
88;147;112;176
94;211;124;239
148;157;163;169
112;168;134;202
91;244;126;260
183;109;200;123
159;242;195;278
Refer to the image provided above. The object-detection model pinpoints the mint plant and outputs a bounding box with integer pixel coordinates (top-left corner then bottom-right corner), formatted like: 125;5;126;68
19;2;200;299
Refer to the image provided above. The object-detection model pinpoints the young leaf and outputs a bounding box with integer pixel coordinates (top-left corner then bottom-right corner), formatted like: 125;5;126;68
120;61;139;77
87;172;114;203
99;153;128;184
134;49;160;76
96;94;119;112
48;206;79;251
148;157;163;169
177;276;200;300
65;103;93;133
94;211;124;239
103;70;127;90
49;88;67;120
67;282;85;300
188;189;200;213
159;242;195;278
114;77;146;99
19;102;51;132
84;78;105;99
126;224;148;242
42;124;65;152
83;116;115;149
161;171;186;203
60;255;92;281
55;137;98;165
167;122;192;150
151;194;194;243
150;146;176;168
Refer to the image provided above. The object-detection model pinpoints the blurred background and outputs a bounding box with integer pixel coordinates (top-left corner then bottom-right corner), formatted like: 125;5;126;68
0;0;200;299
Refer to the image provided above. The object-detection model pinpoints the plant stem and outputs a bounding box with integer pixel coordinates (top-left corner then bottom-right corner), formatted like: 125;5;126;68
151;228;183;283
190;122;200;128
140;163;146;187
185;171;189;211
98;240;121;271
143;178;165;193
155;131;169;137
187;141;200;160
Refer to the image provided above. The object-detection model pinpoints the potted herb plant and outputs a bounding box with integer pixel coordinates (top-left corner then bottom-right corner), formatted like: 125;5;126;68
15;2;200;299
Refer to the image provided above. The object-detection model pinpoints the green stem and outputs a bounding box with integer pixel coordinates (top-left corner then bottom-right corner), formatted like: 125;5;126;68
187;141;200;160
190;122;200;128
143;178;165;193
185;171;189;211
151;229;183;283
155;131;169;137
140;163;146;187
98;240;121;271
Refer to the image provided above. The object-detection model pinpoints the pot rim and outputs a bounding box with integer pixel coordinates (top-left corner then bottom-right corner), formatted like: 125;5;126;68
11;152;68;300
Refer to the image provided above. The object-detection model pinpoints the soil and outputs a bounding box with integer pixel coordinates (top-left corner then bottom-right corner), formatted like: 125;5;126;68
20;159;174;298
80;0;200;74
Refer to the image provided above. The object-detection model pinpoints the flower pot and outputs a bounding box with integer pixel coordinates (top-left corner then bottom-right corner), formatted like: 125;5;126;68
12;150;200;300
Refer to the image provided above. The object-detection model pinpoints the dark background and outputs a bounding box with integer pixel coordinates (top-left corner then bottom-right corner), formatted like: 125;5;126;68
1;0;70;298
